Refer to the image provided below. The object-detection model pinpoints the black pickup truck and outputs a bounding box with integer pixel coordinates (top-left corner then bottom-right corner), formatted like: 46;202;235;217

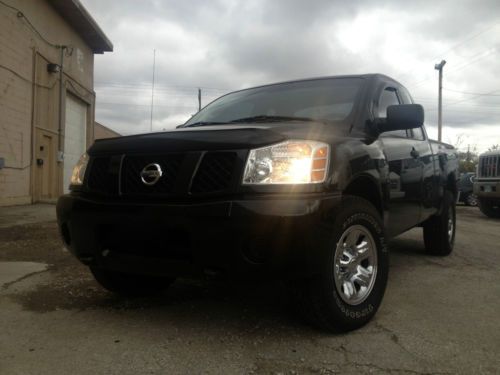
57;74;458;332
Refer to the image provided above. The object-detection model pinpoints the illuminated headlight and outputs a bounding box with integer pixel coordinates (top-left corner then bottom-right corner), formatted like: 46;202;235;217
242;140;329;185
70;153;89;186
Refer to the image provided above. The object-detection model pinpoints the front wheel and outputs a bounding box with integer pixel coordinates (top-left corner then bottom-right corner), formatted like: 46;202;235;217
423;191;455;256
90;266;175;296
478;198;500;218
293;196;389;332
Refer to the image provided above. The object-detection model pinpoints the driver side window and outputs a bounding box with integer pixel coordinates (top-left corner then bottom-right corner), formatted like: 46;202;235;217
378;88;399;117
378;88;407;138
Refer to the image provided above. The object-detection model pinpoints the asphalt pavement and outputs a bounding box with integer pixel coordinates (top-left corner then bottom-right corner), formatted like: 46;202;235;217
0;204;499;374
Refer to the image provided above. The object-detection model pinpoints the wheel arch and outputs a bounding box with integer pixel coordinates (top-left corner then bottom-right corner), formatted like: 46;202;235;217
342;174;384;218
446;172;458;199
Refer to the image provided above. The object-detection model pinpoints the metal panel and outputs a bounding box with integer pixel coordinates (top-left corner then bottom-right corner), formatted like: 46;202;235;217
63;95;87;193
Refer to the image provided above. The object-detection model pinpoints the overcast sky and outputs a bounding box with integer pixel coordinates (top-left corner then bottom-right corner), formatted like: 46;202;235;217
81;0;500;153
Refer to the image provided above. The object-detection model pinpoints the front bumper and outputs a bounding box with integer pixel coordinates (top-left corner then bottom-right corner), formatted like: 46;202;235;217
56;193;342;280
473;180;500;199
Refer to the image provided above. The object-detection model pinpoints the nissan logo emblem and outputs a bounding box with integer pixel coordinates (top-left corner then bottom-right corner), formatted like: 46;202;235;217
140;163;163;185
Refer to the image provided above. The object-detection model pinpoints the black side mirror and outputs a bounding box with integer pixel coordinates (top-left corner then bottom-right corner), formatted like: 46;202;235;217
378;104;424;133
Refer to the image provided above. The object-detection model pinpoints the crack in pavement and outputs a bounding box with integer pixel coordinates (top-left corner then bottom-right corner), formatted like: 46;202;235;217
1;269;49;291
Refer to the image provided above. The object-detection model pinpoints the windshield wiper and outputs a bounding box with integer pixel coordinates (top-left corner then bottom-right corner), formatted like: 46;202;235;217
228;115;329;124
180;121;231;128
181;115;330;128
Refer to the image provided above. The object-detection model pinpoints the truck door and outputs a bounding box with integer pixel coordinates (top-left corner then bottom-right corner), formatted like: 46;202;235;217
377;87;423;237
398;86;439;222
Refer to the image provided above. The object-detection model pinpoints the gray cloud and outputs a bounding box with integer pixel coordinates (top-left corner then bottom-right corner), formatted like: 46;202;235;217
82;0;500;150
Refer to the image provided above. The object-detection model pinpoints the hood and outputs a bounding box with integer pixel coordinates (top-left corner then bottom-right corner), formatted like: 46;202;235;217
88;121;348;155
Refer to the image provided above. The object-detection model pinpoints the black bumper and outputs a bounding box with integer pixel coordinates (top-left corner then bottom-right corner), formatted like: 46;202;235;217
56;193;342;280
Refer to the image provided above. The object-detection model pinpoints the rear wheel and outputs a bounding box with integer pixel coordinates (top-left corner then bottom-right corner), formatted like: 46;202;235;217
293;196;389;332
478;198;500;218
423;191;455;256
90;266;175;296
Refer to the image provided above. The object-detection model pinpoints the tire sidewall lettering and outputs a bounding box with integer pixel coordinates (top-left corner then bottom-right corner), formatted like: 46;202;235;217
332;211;385;320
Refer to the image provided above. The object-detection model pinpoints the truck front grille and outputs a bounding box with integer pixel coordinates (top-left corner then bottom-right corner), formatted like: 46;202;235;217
478;155;500;178
122;154;184;196
190;152;237;194
85;151;241;197
87;156;120;195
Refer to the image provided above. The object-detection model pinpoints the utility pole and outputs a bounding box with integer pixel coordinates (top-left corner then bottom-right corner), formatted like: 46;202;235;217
434;60;446;142
150;49;156;132
198;88;201;111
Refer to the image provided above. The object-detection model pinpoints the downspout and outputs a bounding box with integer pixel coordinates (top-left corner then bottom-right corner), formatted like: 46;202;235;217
29;47;38;202
57;46;67;155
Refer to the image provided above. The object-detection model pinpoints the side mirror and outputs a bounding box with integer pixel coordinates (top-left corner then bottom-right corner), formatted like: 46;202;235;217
378;104;424;133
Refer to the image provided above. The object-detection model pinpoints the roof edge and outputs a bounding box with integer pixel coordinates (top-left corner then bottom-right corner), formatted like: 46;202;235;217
48;0;113;53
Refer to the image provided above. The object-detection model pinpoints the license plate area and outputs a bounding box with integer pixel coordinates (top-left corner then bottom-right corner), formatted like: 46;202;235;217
98;223;191;261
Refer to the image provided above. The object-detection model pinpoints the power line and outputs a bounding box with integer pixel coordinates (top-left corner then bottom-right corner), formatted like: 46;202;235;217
443;88;500;97
445;48;498;74
95;81;232;92
409;48;498;88
0;0;61;48
425;88;500;111
98;102;198;109
0;63;58;89
432;21;500;61
398;20;500;81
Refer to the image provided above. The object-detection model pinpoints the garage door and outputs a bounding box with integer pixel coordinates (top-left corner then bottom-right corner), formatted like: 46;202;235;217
63;95;87;193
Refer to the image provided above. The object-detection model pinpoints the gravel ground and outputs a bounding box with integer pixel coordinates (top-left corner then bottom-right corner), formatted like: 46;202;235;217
0;205;499;374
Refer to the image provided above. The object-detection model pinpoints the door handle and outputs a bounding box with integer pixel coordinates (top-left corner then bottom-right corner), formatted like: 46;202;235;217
410;148;419;159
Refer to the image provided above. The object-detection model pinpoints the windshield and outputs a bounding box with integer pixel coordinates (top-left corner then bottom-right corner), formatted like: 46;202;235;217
184;77;364;126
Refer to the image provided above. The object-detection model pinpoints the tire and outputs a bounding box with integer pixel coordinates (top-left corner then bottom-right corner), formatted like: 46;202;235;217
423;191;455;256
464;193;478;207
293;196;389;332
90;266;175;296
478;198;500;218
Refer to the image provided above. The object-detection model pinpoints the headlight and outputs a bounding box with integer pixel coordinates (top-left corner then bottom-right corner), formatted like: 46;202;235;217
70;153;89;186
242;140;329;185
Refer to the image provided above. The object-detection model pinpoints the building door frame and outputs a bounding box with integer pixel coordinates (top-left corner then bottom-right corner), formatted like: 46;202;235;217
33;128;58;203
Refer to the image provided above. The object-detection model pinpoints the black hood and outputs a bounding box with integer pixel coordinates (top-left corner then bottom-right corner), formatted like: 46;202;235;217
88;121;349;155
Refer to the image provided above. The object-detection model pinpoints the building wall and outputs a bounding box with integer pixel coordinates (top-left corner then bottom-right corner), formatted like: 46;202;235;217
94;122;120;140
0;0;96;205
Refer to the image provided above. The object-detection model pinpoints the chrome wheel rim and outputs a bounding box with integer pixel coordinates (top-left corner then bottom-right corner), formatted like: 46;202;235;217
334;225;378;305
448;207;454;244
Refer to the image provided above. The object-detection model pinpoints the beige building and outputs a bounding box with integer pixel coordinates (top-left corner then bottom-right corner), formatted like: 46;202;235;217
0;0;113;206
94;121;120;140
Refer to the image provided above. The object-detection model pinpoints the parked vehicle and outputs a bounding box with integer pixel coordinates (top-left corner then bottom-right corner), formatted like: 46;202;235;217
458;172;478;206
57;74;458;332
474;151;500;217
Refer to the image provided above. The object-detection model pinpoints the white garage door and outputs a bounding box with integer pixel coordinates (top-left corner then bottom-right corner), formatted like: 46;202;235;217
63;95;87;193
